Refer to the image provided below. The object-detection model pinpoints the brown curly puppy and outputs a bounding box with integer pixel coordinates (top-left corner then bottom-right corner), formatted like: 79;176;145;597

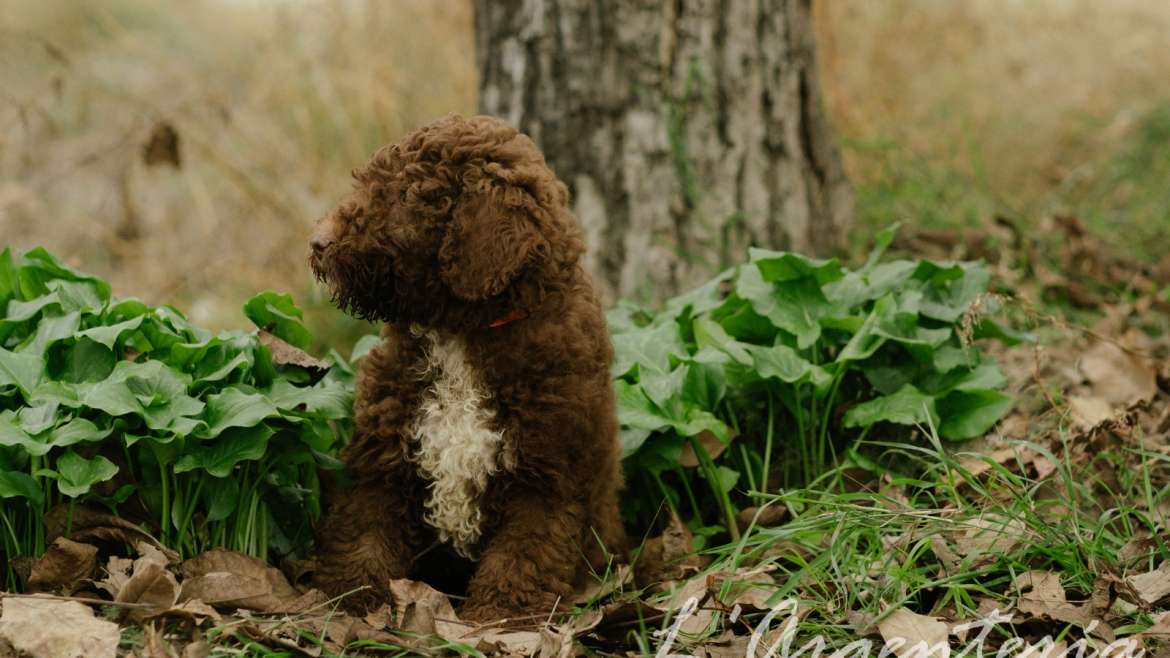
308;114;627;622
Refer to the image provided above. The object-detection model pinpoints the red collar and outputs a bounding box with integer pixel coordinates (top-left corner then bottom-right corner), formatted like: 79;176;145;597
485;307;529;329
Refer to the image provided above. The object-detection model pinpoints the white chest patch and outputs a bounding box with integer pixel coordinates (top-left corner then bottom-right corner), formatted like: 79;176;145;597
407;330;512;558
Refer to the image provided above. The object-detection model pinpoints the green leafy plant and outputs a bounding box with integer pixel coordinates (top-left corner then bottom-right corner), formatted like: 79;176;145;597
0;248;352;589
611;226;1021;542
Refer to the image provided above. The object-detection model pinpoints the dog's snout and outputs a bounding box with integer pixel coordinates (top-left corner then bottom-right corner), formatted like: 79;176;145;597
310;216;340;253
310;232;334;252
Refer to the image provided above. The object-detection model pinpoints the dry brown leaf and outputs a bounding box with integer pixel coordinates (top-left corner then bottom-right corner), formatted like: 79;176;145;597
634;513;703;587
679;430;734;467
26;537;98;593
118;543;181;623
388;578;467;642
179;549;298;613
699;635;752;658
182;639;211;658
1125;559;1170;605
929;536;961;574
94;555;134;600
1069;395;1115;431
156;599;221;626
956;446;1019;478
654;574;713;636
1014;570;1091;627
952;515;1027;559
734;504;788;532
43;505;178;563
573;564;632;604
877;608;949;658
715;569;777;612
0;597;120;658
259;331;329;373
1079;341;1158;406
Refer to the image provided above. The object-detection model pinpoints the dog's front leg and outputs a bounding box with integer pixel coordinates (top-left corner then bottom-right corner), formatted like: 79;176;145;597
314;478;424;612
460;493;584;623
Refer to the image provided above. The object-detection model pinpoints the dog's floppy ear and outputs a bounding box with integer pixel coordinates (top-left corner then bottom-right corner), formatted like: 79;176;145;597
439;190;548;301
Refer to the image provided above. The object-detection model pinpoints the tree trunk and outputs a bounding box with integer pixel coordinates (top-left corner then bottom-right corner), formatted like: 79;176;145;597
475;0;852;303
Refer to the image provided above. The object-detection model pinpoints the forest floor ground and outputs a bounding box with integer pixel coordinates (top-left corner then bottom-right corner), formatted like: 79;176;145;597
3;2;1170;656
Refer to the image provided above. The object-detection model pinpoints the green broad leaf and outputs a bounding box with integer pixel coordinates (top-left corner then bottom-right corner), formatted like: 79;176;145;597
736;265;835;349
615;380;670;432
61;338;116;383
197;387;278;438
619;427;653;458
267;378;353;420
48;417;113;448
698;464;740;494
202;475;240;522
46;280;106;314
128;312;189;354
18;247;112;301
243;291;312;350
0;470;42;504
629;433;686;474
937;389;1013;440
920;361;1007;396
77;315;144;349
819;314;866;333
606;300;650;335
693;317;751;366
169;333;257;384
0;248;16;305
616;379;728;440
350;334;381;362
81;377;143;418
4;293;63;323
680;358;726;410
875;314;952;349
18;311;81;357
933;345;973;373
611;321;684;380
750;249;845;285
122;360;190;403
745;343;831;389
835;296;896;363
55;450;119;497
974;318;1036;346
913;261;991;322
296;419;338;452
641;367;686;408
0;412;48;456
712;296;776;343
662;269;734;318
660;400;731;441
843;384;939;430
17;401;58;434
861;223;901;272
103;298;150;322
0;346;42;396
175;425;274;477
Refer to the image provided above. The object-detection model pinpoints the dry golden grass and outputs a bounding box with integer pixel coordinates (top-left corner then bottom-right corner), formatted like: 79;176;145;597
814;0;1170;210
1;0;474;339
2;0;1168;342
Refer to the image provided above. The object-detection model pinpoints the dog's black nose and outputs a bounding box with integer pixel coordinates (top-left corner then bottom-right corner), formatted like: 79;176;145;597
310;218;339;253
310;233;334;252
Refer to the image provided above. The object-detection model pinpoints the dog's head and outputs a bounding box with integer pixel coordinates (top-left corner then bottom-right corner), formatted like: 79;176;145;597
309;115;584;327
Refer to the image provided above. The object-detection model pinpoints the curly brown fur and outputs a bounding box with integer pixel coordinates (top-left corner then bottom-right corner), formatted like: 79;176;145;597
309;115;627;622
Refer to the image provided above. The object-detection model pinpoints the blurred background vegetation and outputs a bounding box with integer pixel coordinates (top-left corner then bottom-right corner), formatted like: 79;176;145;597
2;0;1168;353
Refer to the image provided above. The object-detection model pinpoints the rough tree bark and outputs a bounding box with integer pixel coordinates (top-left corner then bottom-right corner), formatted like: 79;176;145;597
475;0;853;302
